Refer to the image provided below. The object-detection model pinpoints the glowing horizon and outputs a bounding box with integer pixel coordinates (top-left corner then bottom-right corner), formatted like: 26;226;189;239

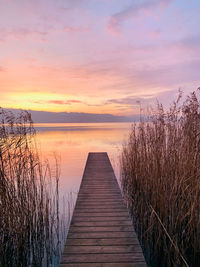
0;0;199;115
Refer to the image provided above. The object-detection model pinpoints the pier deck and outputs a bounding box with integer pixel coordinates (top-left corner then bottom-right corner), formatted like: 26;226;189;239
60;152;146;266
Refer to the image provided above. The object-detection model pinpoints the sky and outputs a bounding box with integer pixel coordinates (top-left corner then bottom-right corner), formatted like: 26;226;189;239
0;0;200;115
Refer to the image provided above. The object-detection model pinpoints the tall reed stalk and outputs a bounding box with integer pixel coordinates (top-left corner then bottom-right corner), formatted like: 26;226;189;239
121;91;200;266
0;109;62;266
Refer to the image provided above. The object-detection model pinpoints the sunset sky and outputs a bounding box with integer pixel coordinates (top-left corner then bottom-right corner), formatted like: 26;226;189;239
0;0;199;115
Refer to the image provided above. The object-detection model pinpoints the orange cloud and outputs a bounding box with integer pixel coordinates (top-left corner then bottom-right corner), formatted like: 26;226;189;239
48;100;83;105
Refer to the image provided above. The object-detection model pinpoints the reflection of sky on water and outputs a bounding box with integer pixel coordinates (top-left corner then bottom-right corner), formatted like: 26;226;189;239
35;122;132;198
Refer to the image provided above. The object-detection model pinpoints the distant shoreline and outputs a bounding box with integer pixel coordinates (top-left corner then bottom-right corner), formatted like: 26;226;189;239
1;107;141;123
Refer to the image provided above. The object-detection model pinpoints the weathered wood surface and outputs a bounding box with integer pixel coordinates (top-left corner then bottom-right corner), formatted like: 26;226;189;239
60;152;146;266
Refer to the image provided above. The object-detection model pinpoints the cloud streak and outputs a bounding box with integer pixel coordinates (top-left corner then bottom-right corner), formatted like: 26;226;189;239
64;26;89;33
107;0;174;33
34;99;83;105
106;88;182;110
177;34;200;51
48;100;82;105
0;27;48;42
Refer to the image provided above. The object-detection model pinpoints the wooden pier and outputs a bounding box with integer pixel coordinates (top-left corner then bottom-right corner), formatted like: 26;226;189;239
60;152;146;266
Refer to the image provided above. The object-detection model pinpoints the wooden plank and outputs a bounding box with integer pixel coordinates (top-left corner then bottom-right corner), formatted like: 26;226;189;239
65;238;141;246
78;194;122;197
75;206;127;210
71;221;132;227
76;207;127;215
64;245;142;254
75;202;126;206
74;211;128;215
77;197;123;201
72;212;128;217
60;263;147;267
81;187;119;189
75;200;125;205
77;195;122;198
60;253;145;263
71;216;130;222
60;152;146;266
71;217;130;223
79;193;121;195
67;232;137;239
69;226;134;232
75;205;126;209
76;201;124;204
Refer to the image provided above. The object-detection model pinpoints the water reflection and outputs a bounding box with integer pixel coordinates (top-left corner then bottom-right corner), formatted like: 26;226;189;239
35;123;132;196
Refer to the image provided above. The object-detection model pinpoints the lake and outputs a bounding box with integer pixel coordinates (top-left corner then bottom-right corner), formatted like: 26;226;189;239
35;122;132;198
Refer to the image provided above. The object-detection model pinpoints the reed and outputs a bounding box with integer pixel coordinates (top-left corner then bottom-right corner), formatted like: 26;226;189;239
0;109;63;266
121;90;200;266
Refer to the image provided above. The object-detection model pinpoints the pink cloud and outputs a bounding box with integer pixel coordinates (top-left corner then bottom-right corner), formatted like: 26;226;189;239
0;27;48;42
64;26;89;33
0;67;6;72
13;28;47;38
149;29;162;38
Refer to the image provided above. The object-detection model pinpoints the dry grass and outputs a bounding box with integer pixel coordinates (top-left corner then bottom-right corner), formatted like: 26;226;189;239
0;109;63;266
121;91;200;266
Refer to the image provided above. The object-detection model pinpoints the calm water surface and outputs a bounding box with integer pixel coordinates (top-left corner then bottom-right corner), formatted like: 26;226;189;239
35;122;132;197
